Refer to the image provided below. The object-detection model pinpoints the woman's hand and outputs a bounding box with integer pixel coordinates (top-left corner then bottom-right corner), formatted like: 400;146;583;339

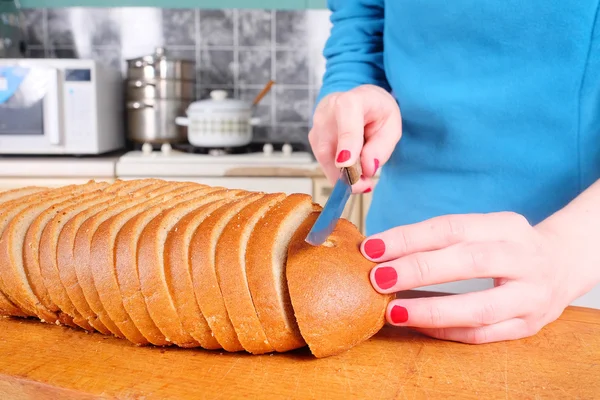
361;211;583;344
308;85;402;193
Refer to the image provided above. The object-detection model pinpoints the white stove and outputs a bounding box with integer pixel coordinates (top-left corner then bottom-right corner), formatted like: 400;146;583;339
115;142;320;196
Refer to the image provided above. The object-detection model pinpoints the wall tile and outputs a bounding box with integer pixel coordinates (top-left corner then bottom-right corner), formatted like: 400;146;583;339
239;49;271;85
26;47;47;58
275;87;310;123
199;10;234;47
46;9;74;48
239;87;272;124
199;49;235;86
275;50;309;85
162;9;196;47
238;10;271;47
20;9;45;47
275;11;306;48
272;125;309;145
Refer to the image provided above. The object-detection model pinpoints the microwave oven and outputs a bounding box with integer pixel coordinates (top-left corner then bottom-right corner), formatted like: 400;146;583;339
0;58;125;155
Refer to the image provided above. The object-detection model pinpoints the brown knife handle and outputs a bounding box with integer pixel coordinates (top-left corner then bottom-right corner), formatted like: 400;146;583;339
344;161;362;186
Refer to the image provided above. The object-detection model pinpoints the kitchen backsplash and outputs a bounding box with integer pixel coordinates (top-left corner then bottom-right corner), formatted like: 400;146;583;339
17;7;332;145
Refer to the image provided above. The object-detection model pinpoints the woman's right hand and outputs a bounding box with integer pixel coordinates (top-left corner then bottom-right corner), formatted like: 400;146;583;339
308;84;403;193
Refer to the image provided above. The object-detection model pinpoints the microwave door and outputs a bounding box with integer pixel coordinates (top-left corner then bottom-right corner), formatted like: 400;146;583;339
0;65;62;151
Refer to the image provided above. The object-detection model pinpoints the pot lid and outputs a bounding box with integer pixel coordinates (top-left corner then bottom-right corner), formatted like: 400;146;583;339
126;47;194;66
187;90;251;112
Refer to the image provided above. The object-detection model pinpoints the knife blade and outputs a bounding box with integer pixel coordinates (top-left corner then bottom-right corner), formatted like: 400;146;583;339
305;161;362;246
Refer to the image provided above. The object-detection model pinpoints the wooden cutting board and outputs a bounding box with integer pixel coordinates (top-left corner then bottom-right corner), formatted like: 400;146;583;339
0;291;598;400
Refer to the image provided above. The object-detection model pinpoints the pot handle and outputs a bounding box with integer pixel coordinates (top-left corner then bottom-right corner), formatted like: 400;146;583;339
175;116;190;126
128;101;154;109
249;117;261;126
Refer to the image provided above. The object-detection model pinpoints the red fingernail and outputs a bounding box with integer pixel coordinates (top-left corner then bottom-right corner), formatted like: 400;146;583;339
363;188;372;193
364;238;385;259
374;158;380;173
336;150;351;163
390;305;409;324
374;266;397;290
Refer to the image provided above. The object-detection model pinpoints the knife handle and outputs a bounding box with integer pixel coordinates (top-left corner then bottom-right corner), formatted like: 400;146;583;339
344;161;362;186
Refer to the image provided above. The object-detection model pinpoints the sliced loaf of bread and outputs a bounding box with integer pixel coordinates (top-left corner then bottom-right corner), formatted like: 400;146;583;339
245;194;316;352
0;182;109;322
38;180;135;328
56;179;166;334
164;198;242;349
215;192;288;354
72;181;191;337
189;193;265;352
88;183;203;341
137;189;247;347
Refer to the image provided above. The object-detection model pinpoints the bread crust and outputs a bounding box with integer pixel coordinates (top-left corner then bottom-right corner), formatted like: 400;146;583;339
57;179;167;334
89;183;203;342
215;192;288;354
38;181;137;329
286;212;393;358
138;188;245;348
190;193;264;352
245;194;314;352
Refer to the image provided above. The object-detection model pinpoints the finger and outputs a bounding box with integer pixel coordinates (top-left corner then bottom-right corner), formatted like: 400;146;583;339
360;95;402;177
361;212;531;262
385;285;528;328
370;241;523;294
309;97;342;185
333;90;366;169
413;318;532;344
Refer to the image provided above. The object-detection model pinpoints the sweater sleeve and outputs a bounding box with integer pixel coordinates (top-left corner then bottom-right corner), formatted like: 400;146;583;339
315;0;390;107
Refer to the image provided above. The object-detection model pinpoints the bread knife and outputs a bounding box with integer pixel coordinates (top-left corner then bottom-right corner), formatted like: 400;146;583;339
305;161;362;246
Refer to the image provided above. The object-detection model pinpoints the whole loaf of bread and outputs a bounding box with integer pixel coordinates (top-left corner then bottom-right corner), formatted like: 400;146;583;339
0;179;392;358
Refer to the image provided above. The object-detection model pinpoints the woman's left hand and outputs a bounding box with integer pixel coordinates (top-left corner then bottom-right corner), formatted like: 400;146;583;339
362;211;581;344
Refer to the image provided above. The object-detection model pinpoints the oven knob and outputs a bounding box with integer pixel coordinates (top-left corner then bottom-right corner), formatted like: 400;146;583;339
142;143;153;155
263;143;274;156
282;143;292;156
161;143;172;155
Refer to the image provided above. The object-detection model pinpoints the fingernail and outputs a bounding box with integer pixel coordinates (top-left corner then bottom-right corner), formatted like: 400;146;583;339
363;188;372;194
336;150;351;163
374;158;380;173
374;266;397;290
364;238;385;259
390;305;409;324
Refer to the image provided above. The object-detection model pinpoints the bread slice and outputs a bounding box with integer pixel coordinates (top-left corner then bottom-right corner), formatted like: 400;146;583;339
0;186;49;205
214;193;288;354
0;182;110;323
138;188;247;348
91;183;209;344
245;194;315;352
56;179;167;334
0;186;52;318
189;193;265;352
165;197;244;350
77;182;196;339
286;212;394;358
38;180;136;329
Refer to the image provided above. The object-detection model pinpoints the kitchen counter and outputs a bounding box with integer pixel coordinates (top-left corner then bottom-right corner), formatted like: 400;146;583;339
0;290;598;399
0;154;122;178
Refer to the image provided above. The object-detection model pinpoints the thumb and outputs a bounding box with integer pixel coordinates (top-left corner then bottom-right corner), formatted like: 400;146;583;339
333;91;365;169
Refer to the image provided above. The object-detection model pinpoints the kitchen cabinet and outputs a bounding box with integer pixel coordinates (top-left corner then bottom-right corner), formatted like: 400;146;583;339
19;0;326;9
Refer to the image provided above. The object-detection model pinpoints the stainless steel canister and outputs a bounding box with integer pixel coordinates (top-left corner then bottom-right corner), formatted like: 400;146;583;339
126;99;190;144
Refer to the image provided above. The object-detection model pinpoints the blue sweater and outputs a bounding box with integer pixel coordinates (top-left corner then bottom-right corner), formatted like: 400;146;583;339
316;0;600;236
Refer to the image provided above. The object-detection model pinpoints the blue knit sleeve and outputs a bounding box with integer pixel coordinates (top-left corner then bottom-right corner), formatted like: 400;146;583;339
315;0;390;107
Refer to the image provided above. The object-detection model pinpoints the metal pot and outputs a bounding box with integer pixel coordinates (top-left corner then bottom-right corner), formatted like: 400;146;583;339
126;99;190;144
126;47;195;82
126;79;195;101
175;90;260;148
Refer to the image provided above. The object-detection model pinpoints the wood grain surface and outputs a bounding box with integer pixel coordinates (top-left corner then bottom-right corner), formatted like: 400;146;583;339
0;291;598;400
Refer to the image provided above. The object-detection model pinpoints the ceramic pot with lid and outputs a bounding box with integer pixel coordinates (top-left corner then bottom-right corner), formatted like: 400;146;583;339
126;47;195;81
175;90;260;148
